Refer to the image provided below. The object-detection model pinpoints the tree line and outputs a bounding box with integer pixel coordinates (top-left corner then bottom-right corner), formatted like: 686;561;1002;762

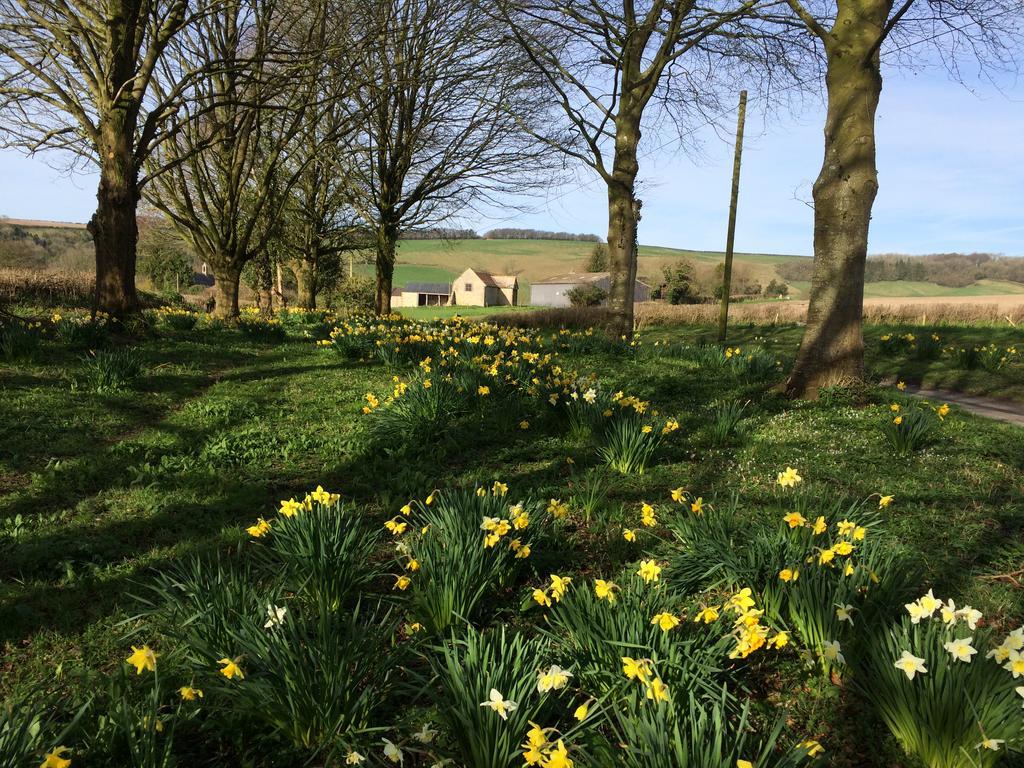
483;229;601;242
1;0;1020;396
778;253;1024;289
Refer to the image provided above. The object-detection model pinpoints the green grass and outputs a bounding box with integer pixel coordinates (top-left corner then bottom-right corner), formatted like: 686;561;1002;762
646;322;1024;401
397;305;529;320
1;312;1023;765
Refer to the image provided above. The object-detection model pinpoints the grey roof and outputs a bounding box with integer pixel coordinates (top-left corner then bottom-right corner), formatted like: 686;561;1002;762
403;282;451;294
534;271;650;287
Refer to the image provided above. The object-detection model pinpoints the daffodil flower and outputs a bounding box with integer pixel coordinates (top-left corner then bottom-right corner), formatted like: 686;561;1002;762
479;688;518;720
637;560;661;583
651;612;680;632
126;645;157;674
894;650;927;680
537;665;573;693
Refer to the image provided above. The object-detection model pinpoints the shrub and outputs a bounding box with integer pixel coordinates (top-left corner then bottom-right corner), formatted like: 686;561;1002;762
155;306;198;331
948;345;981;370
204;599;401;760
0;316;42;361
431;626;556;768
76;347;143;392
881;402;942;455
238;315;287;343
333;277;376;312
599;687;812;768
854;600;1024;767
707;400;747;446
258;497;381;610
598;413;664;474
402;488;537;634
567;284;607;307
362;373;469;452
911;332;942;361
0;689;85;768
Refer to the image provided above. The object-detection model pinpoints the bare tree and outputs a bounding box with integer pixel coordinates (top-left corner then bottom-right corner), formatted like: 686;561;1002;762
499;0;791;336
780;0;1021;396
342;0;552;315
0;0;216;316
145;0;327;317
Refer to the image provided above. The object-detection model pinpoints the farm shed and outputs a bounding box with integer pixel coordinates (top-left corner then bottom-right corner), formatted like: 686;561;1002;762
531;272;650;308
451;268;518;307
399;282;453;307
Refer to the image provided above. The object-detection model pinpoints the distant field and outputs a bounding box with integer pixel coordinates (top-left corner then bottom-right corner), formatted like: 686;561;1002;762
787;278;1024;300
391;238;806;290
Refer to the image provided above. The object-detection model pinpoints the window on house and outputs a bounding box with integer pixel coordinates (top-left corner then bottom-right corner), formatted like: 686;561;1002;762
464;283;473;291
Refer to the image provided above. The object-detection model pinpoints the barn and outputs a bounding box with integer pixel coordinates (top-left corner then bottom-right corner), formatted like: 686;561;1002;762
395;282;452;308
450;268;518;307
531;272;650;308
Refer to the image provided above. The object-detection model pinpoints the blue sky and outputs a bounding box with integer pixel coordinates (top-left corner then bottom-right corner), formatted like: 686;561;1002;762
1;67;1021;257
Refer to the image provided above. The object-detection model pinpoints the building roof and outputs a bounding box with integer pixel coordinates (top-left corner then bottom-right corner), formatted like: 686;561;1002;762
403;282;452;294
533;271;609;285
534;271;650;287
468;269;518;289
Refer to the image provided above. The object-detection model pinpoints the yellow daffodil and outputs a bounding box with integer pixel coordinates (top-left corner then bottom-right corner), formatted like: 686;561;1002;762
279;498;302;517
393;575;411;591
799;740;824;757
779;568;798;583
621;656;651;682
594;579;618;603
837;519;856;536
622;528;637;542
694;606;720;623
384;518;408;536
818;548;836;565
637;560;661;583
126;645;157;674
218;657;244;680
777;466;802;488
533;588;552;607
834;541;853;556
879;494;894;508
728;588;755;612
645;677;669;702
574;701;591;721
545;739;573;768
651;612;680;632
179;686;203;701
491;481;508;497
39;747;72;768
670;487;685;503
690;497;704;515
783;511;806;528
246;518;271;538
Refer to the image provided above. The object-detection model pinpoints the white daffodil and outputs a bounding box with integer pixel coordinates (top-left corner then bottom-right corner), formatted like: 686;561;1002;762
479;688;518;720
835;604;855;625
894;650;928;680
821;640;845;666
956;606;983;630
345;751;366;765
537;665;573;693
943;636;977;663
264;604;287;629
977;738;1004;751
382;738;403;764
413;723;437;744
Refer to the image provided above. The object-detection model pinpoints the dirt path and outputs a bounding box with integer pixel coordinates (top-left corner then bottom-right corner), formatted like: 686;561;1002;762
904;385;1024;427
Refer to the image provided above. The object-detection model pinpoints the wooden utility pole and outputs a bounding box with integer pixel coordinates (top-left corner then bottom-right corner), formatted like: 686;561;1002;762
718;90;747;344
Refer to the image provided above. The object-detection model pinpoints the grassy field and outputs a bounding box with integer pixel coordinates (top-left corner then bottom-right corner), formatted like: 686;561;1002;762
1;308;1023;766
785;279;1024;300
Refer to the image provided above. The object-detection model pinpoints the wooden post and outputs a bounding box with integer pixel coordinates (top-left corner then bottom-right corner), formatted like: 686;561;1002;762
718;90;747;344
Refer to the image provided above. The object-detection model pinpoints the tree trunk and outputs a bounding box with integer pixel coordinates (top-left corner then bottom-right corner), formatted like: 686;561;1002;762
292;259;316;309
786;32;883;398
606;113;642;338
212;262;242;319
88;115;141;318
375;223;399;315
